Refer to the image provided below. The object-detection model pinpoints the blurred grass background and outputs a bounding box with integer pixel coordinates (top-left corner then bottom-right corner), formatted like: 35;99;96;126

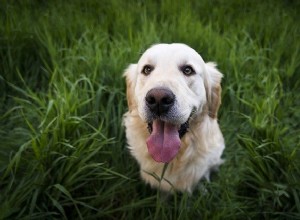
0;0;300;219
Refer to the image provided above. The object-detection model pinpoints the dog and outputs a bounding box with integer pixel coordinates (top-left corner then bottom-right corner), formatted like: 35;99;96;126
123;43;225;193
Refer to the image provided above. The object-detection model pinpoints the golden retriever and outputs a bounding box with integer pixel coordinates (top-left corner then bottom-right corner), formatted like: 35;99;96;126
123;43;225;193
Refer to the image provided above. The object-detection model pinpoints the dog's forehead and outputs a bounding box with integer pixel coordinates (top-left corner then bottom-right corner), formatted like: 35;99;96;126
138;44;204;65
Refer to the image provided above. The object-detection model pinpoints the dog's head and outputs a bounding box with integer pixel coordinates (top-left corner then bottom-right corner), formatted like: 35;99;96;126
124;43;223;163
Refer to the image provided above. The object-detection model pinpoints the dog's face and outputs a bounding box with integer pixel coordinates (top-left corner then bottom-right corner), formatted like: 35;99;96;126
124;43;222;163
135;44;206;125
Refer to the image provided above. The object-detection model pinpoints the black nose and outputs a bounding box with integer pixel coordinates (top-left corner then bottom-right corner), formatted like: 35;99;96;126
145;87;175;115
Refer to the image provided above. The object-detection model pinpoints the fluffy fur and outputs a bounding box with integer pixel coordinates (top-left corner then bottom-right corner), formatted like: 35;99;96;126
123;43;225;193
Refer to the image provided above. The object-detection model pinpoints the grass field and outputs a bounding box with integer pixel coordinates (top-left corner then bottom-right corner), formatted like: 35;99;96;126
1;0;300;219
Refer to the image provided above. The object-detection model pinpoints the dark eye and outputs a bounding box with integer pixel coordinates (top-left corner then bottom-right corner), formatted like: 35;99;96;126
142;65;154;75
181;65;195;76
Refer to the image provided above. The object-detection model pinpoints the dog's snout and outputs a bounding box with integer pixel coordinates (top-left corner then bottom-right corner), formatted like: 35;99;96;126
145;88;175;115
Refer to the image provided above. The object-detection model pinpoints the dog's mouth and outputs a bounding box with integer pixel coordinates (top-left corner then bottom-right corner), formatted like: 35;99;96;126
147;120;189;139
146;118;190;163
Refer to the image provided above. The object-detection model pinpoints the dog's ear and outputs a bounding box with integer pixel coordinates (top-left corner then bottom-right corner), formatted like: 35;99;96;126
205;62;223;119
123;64;138;112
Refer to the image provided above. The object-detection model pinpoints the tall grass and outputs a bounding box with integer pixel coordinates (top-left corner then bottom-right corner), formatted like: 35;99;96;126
1;0;299;219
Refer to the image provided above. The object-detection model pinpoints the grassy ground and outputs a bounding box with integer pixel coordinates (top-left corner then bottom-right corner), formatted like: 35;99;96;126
1;0;300;219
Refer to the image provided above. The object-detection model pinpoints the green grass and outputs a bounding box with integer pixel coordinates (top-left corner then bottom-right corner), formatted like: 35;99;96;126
1;0;300;219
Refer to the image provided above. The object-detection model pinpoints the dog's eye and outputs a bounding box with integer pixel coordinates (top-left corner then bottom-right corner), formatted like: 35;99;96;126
142;65;154;75
181;65;195;76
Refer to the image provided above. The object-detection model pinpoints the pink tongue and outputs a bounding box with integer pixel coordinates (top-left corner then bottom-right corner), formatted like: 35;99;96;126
146;120;181;163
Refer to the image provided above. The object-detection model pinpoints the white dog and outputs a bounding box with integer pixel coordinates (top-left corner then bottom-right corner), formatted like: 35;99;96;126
123;43;225;193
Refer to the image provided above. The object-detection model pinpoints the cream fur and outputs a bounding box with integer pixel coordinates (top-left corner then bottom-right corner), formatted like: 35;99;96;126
123;43;225;193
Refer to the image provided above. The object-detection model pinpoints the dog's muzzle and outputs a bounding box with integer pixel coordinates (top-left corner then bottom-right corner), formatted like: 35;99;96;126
145;87;190;139
144;87;192;163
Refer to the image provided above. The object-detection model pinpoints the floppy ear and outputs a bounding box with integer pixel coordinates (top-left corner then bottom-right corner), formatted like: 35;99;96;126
123;64;138;112
205;62;223;119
